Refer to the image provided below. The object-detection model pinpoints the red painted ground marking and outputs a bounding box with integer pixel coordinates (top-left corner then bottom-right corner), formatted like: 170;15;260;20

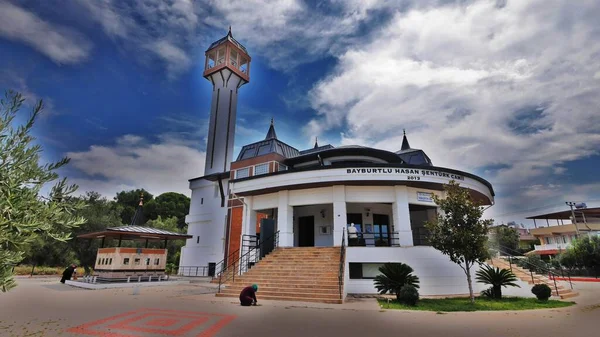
66;308;236;337
146;318;179;327
108;313;209;336
551;276;600;282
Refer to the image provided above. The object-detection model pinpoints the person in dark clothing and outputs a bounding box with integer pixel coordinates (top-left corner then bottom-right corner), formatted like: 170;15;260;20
60;264;77;284
239;284;258;306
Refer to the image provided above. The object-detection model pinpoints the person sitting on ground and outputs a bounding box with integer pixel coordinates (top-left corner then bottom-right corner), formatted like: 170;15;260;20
239;284;258;306
60;264;77;284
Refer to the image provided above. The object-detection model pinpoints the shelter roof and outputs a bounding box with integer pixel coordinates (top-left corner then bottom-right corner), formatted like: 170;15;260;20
529;222;600;236
77;225;192;241
526;207;600;220
207;27;248;54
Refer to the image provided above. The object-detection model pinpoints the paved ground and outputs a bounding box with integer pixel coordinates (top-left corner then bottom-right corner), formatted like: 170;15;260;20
1;277;598;337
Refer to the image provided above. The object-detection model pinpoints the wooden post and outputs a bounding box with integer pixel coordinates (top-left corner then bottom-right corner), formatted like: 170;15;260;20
101;237;105;248
533;219;537;228
118;235;122;247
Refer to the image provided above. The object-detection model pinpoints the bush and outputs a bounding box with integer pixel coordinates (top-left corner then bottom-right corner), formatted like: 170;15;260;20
373;262;420;302
398;284;419;306
531;284;552;301
480;287;494;298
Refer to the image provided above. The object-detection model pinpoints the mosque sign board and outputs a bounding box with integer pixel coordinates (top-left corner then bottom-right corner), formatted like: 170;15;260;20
417;192;434;202
344;168;465;181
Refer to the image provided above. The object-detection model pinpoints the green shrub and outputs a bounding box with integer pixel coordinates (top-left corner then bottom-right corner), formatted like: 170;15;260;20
398;284;419;306
373;262;420;302
480;287;494;298
475;264;520;299
531;284;552;301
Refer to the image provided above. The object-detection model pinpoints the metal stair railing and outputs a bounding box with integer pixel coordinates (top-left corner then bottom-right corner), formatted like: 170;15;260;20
495;245;572;297
217;231;280;293
338;229;346;300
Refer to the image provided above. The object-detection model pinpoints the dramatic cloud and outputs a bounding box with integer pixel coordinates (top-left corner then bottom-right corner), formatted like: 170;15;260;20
306;0;600;219
74;0;201;79
66;134;206;199
0;1;92;64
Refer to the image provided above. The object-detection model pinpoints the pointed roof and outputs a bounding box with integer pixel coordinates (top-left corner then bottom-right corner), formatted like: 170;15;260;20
314;137;319;149
401;129;411;151
129;193;146;227
265;118;277;140
207;26;248;54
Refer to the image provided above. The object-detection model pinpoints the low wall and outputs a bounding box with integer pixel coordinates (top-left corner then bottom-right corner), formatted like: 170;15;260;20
344;246;531;296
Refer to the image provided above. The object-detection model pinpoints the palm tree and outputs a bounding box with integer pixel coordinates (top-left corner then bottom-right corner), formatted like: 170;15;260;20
373;263;420;301
475;264;520;299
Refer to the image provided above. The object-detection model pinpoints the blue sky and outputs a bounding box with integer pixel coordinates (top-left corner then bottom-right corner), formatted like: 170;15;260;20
1;0;600;227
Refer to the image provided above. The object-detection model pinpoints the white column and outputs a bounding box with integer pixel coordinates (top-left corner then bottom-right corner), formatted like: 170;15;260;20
393;185;413;246
332;185;347;246
242;196;256;236
277;191;294;247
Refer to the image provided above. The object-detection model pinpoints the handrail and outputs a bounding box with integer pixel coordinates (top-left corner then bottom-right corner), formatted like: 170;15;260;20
497;244;572;296
338;229;346;300
217;231;280;293
213;248;241;278
347;232;400;247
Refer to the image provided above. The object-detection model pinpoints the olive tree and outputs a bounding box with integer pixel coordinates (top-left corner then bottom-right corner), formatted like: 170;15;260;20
0;91;86;292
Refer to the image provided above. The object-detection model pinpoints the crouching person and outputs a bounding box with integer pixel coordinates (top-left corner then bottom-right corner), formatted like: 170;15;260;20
239;284;258;306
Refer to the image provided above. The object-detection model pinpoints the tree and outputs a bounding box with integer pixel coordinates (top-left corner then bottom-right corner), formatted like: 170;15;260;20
114;189;153;225
0;91;86;292
143;192;190;228
424;180;494;304
475;264;520;299
145;216;186;265
373;262;420;301
488;225;520;255
560;235;600;274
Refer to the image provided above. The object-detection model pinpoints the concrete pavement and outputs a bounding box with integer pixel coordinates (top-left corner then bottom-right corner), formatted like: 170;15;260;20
0;277;598;337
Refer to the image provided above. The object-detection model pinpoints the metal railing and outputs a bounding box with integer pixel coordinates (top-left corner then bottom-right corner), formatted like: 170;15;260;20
496;245;572;296
178;266;209;277
347;232;400;247
338;229;346;300
217;231;280;293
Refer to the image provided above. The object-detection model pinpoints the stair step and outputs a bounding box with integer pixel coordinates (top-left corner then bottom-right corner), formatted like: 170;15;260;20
560;292;579;299
216;293;343;304
219;285;339;294
218;289;341;299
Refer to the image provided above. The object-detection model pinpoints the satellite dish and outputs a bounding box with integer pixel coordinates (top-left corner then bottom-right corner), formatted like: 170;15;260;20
575;203;587;209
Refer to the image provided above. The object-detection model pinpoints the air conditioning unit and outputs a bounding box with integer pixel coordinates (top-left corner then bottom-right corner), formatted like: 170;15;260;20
575;203;587;209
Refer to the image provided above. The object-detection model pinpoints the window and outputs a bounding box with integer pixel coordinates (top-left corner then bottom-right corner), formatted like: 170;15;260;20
278;163;288;171
201;198;204;205
197;236;200;244
97;259;101;265
123;258;130;265
240;146;255;159
257;144;271;156
108;258;112;265
154;258;160;265
236;168;249;179
240;58;248;73
230;49;238;67
254;163;269;175
146;258;151;266
134;258;141;265
349;263;384;279
562;236;567;244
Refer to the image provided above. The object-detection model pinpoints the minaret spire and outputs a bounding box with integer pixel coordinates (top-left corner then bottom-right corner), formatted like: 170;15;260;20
265;118;277;140
401;129;411;151
314;136;319;149
228;26;232;36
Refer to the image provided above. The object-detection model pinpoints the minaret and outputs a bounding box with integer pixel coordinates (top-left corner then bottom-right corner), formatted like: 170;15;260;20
179;28;251;275
203;27;251;175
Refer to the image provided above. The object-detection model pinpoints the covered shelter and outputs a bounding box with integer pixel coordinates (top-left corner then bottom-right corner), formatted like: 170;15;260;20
77;195;192;282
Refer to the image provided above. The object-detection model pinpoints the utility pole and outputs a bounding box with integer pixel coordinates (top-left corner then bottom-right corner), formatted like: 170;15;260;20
565;202;580;236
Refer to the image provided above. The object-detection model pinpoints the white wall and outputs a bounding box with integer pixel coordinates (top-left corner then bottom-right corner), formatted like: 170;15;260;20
179;179;229;271
293;205;334;247
344;246;532;296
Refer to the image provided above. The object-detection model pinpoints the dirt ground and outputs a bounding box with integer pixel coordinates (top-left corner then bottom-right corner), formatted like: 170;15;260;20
0;277;598;337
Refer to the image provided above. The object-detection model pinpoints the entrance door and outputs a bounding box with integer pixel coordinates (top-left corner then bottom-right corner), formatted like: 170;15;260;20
298;216;315;247
373;214;391;246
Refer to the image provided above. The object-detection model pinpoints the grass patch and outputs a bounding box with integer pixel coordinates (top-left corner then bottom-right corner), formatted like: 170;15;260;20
13;265;63;276
377;297;575;312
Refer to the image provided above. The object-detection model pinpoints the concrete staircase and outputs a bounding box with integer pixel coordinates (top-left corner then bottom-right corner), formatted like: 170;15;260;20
215;247;344;304
489;258;578;299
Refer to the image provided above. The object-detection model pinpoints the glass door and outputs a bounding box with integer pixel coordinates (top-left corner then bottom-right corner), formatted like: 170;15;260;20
373;214;390;246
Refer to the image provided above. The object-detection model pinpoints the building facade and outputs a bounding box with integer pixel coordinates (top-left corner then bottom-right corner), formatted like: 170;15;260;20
179;30;497;296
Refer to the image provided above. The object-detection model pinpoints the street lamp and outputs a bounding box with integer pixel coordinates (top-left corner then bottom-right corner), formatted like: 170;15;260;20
565;201;580;235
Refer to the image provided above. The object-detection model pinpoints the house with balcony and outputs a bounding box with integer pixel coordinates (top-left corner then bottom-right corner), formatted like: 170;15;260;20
525;208;600;258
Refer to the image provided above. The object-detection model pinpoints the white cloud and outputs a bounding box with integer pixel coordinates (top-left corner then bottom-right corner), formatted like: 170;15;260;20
307;0;600;193
0;1;92;64
66;134;206;199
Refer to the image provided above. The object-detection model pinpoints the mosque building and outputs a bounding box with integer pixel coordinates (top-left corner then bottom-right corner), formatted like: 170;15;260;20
178;28;495;303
